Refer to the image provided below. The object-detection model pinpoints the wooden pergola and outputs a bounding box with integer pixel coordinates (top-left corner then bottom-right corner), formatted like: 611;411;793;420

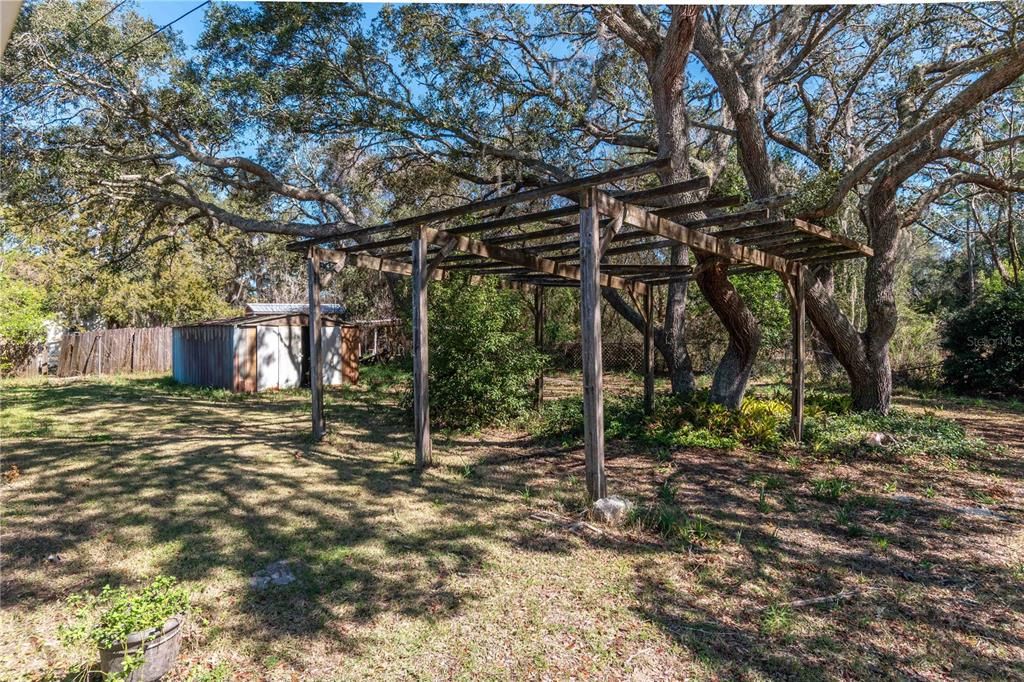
287;159;872;501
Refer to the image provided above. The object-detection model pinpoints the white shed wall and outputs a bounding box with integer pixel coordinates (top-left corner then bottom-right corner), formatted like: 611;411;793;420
256;325;303;390
321;326;343;386
254;324;344;391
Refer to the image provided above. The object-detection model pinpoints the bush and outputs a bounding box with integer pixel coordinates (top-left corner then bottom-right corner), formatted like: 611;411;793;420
417;278;547;429
534;387;988;462
804;408;988;460
534;392;790;453
941;284;1024;397
60;576;190;650
0;270;49;375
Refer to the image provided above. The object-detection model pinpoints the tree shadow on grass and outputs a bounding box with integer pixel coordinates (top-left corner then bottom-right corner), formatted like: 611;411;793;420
3;374;1023;679
2;376;533;672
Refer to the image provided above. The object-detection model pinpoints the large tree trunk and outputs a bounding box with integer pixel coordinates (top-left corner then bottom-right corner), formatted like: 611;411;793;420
801;178;902;414
648;15;698;398
694;258;761;407
664;248;696;394
808;265;843;380
695;14;890;412
855;180;902;412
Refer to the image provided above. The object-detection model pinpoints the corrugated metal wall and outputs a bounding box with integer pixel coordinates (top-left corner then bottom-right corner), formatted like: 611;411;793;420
172;326;237;389
172;322;351;392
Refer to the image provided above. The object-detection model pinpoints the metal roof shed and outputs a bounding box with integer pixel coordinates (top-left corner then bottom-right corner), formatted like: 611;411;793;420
172;312;350;392
245;303;347;316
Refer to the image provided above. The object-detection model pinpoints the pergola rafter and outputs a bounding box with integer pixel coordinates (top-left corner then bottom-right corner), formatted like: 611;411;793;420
289;160;873;501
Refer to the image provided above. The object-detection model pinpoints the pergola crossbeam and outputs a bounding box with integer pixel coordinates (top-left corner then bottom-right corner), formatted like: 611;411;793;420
288;158;672;250
298;160;873;509
592;192;798;276
419;226;647;295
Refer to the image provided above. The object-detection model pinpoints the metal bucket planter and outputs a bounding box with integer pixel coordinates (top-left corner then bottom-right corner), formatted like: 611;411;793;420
98;616;183;682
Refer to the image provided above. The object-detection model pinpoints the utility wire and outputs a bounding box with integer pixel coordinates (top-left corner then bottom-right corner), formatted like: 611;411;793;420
2;0;211;119
2;0;213;227
2;0;128;111
2;0;128;82
108;0;210;62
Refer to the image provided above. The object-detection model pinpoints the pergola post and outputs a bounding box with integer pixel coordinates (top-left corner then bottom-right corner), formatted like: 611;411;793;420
643;288;655;415
579;189;606;501
307;250;325;440
789;268;805;441
534;285;545;410
411;231;432;467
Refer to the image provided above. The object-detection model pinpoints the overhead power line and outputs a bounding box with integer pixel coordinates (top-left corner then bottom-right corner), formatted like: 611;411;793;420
1;0;211;119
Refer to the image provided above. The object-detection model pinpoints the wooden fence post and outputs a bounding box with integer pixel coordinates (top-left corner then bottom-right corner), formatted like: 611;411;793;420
307;251;325;441
534;285;545;410
579;189;606;501
411;231;432;468
643;288;655;415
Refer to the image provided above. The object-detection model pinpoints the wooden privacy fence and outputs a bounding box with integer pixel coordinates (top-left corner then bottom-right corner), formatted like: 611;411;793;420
57;327;172;377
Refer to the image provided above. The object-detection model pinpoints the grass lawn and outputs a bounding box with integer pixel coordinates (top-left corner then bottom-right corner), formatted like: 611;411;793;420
2;370;1022;681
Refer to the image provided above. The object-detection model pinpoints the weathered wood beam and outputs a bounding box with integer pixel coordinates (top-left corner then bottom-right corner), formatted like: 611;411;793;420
507;276;581;287
425;238;457;279
638;274;696;286
579;190;606;501
712;219;795;240
598;264;692;275
307;251;325;441
411;236;431;468
443;260;521;272
656;193;743;216
342;190;736;262
534;286;545;410
791;218;873;257
609;176;710;203
772;242;852;260
800;250;865;265
315;247;448;281
598;206;625;258
289;158;671;250
784;269;806;441
643;289;655;415
740;231;819;250
418;226;647;295
593;192;798;276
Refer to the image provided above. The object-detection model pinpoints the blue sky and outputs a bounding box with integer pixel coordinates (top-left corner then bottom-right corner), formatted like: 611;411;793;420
133;0;218;45
134;1;383;49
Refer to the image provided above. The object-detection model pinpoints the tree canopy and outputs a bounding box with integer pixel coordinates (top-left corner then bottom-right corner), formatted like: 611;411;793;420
2;2;1022;403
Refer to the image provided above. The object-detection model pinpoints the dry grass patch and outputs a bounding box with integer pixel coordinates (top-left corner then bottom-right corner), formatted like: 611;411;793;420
1;371;1022;680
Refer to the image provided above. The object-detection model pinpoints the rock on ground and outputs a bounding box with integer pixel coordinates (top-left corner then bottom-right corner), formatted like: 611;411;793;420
249;560;298;590
592;495;633;526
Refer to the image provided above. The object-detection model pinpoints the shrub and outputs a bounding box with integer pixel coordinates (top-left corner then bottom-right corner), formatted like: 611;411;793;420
535;387;988;463
941;284;1024;397
416;277;547;429
0;270;49;375
60;576;189;650
534;392;789;452
804;408;988;460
